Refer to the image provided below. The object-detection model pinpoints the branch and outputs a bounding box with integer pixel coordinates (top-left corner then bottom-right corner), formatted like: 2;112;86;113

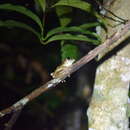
1;21;130;118
4;107;23;130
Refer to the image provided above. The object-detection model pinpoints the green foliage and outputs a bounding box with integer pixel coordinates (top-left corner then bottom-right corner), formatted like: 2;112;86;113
56;6;72;26
79;22;100;29
55;1;75;61
0;4;43;33
0;20;41;39
45;25;100;40
34;0;46;12
61;43;79;60
45;33;100;45
53;0;102;61
52;0;92;13
53;0;105;25
0;1;102;60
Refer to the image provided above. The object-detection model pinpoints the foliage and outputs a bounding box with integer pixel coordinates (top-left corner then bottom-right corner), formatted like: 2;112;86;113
61;43;79;60
0;4;43;32
0;0;102;61
34;0;46;12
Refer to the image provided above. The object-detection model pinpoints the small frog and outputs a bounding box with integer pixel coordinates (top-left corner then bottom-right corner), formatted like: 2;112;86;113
51;59;75;79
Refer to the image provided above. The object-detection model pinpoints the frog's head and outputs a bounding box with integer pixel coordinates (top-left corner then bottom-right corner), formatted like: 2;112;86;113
63;59;75;67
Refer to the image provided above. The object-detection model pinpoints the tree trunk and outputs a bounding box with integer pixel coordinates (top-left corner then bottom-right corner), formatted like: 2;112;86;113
87;0;130;129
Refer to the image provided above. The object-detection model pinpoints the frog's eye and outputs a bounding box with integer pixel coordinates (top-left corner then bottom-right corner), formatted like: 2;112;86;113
64;59;75;67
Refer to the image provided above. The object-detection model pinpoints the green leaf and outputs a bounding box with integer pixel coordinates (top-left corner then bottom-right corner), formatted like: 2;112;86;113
44;33;100;45
61;43;79;61
45;26;101;41
79;22;100;29
52;0;106;24
0;20;41;39
52;0;93;14
35;0;46;12
56;6;72;26
0;4;43;32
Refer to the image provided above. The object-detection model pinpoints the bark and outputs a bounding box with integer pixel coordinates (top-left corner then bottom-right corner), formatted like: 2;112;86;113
87;0;130;130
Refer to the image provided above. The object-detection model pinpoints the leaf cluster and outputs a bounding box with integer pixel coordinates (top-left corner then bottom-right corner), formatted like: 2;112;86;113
0;0;103;60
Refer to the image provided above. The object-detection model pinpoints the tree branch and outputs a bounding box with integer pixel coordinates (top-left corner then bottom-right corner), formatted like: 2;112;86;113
4;107;23;130
1;20;130;118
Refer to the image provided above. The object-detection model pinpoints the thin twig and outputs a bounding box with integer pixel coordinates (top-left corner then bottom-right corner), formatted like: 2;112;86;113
101;6;128;23
103;15;125;24
0;21;130;118
4;107;23;130
95;0;128;23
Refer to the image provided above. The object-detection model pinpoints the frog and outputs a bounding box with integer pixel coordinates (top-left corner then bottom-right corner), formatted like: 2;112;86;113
51;59;75;79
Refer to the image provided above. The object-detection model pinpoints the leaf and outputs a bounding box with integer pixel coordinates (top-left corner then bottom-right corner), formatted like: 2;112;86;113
45;26;101;41
35;0;46;12
52;0;93;14
0;20;41;39
0;4;43;32
52;0;106;24
61;43;79;61
79;22;100;29
44;33;100;45
56;6;72;26
55;5;74;62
